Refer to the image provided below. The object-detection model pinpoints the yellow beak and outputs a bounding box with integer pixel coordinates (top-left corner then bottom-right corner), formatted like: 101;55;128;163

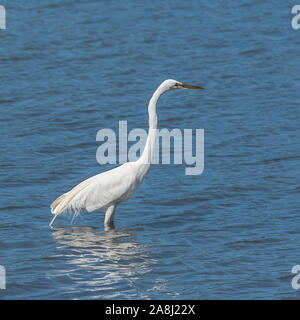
182;84;204;90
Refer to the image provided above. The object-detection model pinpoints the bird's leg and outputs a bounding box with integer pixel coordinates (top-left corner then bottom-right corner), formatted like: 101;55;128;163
104;205;116;231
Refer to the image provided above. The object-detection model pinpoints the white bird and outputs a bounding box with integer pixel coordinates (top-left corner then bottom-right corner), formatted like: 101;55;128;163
49;79;204;230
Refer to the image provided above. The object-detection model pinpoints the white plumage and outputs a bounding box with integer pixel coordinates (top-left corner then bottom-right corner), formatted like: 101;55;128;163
49;79;203;229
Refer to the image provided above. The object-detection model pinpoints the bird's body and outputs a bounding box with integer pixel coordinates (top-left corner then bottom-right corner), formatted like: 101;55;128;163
50;79;203;229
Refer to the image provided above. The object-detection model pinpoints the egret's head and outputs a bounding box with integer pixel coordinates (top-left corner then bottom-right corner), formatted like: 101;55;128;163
162;79;204;91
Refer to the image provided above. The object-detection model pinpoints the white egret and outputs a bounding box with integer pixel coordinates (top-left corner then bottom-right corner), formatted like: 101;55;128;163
49;79;204;230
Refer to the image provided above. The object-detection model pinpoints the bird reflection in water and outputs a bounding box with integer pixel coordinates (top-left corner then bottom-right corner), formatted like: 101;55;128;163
50;226;156;297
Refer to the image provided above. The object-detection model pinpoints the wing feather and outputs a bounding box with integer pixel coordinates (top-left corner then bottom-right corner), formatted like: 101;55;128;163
50;162;137;217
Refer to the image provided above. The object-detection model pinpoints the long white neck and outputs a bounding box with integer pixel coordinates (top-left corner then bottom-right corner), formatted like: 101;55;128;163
135;83;168;179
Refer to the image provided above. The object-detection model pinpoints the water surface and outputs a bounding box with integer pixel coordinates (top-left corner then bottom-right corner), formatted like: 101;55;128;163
0;0;299;299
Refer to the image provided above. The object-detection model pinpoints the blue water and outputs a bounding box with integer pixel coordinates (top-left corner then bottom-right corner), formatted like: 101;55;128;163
0;0;299;299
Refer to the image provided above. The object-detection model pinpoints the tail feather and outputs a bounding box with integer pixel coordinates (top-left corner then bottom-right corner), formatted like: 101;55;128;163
50;190;79;216
51;193;69;214
49;174;99;227
49;191;78;227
